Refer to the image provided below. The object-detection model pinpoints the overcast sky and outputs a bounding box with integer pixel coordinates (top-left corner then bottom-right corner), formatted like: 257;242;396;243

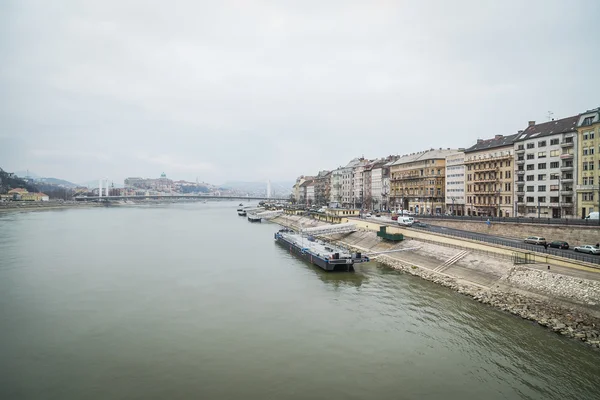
1;0;598;185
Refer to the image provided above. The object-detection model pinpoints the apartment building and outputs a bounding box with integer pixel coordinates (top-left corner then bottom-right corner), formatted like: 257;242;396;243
352;159;369;208
444;151;466;215
514;116;579;218
464;134;517;217
576;108;600;218
390;148;457;215
329;169;342;204
341;158;361;207
313;170;331;205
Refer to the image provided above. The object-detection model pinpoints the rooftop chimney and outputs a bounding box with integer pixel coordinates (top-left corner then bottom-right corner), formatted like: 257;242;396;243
477;139;484;144
518;130;523;134
528;120;535;127
494;135;503;139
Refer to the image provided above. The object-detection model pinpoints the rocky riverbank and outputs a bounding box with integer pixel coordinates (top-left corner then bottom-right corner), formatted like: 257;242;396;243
0;201;102;213
271;214;600;350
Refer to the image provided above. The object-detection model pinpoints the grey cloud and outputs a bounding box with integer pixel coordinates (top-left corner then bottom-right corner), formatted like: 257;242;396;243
1;0;598;185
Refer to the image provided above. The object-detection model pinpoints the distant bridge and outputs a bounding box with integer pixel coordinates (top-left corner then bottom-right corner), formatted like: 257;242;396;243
74;194;288;202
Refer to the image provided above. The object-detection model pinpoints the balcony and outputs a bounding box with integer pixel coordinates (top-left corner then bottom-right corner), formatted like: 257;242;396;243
516;190;525;195
561;190;574;195
516;148;525;154
516;159;525;165
474;177;499;183
576;185;597;191
561;178;573;183
560;165;574;172
516;170;525;175
559;153;574;160
560;141;574;148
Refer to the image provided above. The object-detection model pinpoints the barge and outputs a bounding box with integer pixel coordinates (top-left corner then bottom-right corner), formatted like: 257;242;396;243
274;228;369;271
248;214;261;223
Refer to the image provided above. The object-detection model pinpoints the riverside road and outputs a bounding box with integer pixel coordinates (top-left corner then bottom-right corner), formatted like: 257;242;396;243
363;216;600;265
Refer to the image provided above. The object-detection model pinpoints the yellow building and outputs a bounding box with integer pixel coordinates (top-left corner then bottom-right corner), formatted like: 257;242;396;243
389;148;457;215
576;108;600;218
464;134;518;217
7;188;49;201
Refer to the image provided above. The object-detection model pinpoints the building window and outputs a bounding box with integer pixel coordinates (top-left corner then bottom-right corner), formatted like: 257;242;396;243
538;197;546;203
550;139;559;145
591;148;596;155
527;164;534;170
550;185;559;191
550;196;559;202
538;174;546;180
538;163;547;169
538;140;547;147
538;151;546;158
527;143;535;149
504;183;511;191
591;132;596;139
583;132;589;140
582;117;594;126
538;186;546;192
527;154;535;160
584;148;589;155
550;161;559;168
550;173;559;180
527;196;534;202
507;161;511;167
527;175;534;181
527;186;534;192
550;150;559;157
506;171;511;178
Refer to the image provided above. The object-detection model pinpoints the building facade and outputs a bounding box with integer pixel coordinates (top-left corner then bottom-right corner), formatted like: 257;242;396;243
352;158;369;208
341;158;360;207
514;116;579;218
464;134;517;217
313;170;331;206
444;151;465;215
576;108;600;218
329;169;342;204
390;149;457;215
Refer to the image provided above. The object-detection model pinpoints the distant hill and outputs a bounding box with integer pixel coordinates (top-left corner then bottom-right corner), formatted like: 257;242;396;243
0;168;39;193
13;170;40;179
35;177;79;188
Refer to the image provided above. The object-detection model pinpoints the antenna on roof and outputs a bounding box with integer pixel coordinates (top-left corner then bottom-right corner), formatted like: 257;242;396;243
547;111;554;121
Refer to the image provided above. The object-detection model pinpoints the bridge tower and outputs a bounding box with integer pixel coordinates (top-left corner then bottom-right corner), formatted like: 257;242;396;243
267;180;272;199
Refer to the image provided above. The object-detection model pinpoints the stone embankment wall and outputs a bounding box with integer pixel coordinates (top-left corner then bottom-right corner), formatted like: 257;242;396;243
271;214;600;349
423;219;600;247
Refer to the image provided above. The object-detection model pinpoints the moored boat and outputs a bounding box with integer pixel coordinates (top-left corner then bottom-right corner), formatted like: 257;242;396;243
238;210;247;216
274;229;369;271
247;214;261;222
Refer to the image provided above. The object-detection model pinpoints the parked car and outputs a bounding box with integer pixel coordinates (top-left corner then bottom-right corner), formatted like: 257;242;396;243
524;236;547;245
365;213;372;217
549;241;569;250
414;221;429;228
585;211;599;220
375;213;381;217
391;214;399;221
574;245;600;255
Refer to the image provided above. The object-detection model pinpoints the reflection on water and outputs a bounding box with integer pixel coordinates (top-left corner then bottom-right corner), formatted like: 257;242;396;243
0;202;599;400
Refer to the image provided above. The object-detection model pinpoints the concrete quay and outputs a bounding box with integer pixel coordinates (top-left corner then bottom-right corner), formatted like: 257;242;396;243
271;214;600;350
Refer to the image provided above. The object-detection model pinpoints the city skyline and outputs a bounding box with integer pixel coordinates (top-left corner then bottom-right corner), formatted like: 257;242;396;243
1;1;599;184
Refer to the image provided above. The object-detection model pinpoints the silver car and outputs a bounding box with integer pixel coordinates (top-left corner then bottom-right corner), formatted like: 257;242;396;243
524;236;546;245
574;245;600;255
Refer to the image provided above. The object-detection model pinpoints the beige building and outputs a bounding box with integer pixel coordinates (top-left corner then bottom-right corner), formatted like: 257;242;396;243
389;148;457;215
464;134;518;217
576;108;600;218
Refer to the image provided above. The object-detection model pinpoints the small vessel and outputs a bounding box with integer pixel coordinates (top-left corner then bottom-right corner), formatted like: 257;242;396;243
274;229;369;271
239;203;243;206
238;210;247;216
247;214;261;223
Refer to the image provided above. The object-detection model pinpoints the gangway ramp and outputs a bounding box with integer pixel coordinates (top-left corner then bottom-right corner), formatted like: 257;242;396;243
301;223;357;236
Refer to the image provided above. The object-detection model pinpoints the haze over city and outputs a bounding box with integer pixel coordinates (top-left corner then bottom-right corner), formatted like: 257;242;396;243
1;0;598;185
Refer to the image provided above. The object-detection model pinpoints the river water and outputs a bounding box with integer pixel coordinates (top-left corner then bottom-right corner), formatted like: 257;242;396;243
1;202;599;400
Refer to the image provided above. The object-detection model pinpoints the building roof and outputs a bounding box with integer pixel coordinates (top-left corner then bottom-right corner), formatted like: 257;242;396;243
8;188;28;194
391;148;458;165
514;115;579;142
464;134;519;153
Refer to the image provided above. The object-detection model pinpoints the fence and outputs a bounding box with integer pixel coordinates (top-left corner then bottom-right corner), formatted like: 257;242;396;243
408;214;600;226
411;225;600;266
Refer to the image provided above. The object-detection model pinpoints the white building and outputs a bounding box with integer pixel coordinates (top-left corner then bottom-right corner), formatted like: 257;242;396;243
352;159;369;208
341;158;360;207
371;165;383;209
329;168;342;204
514;115;579;218
306;183;315;204
445;151;466;215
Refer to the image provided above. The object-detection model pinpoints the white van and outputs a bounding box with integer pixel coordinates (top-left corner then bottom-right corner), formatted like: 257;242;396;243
398;216;414;226
586;212;599;220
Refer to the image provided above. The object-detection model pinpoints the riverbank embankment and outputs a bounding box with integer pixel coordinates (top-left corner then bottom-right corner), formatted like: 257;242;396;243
0;201;104;213
272;214;600;349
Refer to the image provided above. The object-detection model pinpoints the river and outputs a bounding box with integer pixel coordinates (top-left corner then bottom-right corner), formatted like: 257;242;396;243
1;202;599;399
